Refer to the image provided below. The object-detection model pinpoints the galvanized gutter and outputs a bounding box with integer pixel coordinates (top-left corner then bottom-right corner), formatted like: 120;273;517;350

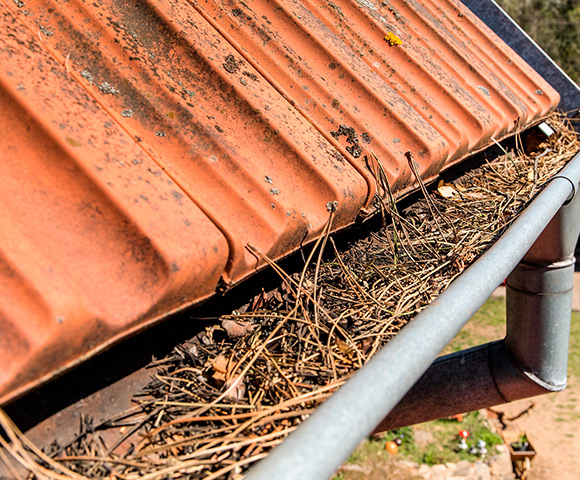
246;150;580;480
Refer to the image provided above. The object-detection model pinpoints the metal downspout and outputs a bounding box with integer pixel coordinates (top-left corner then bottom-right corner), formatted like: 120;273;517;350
245;151;580;480
503;177;580;396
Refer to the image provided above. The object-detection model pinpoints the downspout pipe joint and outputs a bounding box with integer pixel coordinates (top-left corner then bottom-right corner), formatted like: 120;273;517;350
503;187;580;397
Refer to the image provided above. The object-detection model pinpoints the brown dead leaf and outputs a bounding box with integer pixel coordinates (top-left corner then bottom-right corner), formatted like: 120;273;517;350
336;338;354;355
272;289;284;303
211;354;229;383
224;375;246;401
437;180;458;199
358;338;372;355
211;354;229;373
170;434;185;456
249;289;268;311
221;318;256;338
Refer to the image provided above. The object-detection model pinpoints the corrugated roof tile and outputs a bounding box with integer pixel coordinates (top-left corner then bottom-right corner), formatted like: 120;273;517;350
0;0;559;403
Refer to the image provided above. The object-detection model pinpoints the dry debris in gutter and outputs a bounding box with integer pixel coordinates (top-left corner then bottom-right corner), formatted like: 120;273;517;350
1;113;579;480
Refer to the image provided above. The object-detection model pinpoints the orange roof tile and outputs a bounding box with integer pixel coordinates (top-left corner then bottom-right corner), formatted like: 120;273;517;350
0;0;559;403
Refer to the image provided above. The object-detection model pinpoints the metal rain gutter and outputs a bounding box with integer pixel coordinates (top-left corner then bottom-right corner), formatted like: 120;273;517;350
245;150;580;480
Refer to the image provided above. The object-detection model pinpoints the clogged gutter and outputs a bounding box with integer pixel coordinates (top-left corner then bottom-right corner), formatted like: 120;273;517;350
1;113;579;479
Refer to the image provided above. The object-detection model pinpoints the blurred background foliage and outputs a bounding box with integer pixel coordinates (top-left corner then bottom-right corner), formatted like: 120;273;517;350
496;0;580;84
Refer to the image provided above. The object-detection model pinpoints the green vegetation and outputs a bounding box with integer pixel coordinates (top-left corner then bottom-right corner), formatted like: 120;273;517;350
384;412;501;466
336;410;502;477
510;433;530;450
496;0;580;83
569;310;580;379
